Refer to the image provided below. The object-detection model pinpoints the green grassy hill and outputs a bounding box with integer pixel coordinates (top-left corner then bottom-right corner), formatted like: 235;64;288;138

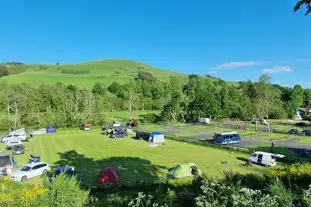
0;59;186;88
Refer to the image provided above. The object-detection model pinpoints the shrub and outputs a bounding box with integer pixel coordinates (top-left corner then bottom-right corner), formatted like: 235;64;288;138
0;177;47;207
243;173;265;190
268;178;293;207
37;173;89;207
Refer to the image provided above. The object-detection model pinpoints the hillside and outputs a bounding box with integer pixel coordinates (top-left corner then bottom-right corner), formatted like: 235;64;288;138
0;59;186;88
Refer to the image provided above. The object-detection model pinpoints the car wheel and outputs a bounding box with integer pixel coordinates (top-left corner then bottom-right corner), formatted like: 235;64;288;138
42;169;48;175
21;176;27;182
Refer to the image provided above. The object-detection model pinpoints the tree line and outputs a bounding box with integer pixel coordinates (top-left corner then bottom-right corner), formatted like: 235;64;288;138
0;71;310;130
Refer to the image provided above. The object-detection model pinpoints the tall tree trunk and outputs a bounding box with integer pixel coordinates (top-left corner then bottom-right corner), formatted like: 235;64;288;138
14;102;18;130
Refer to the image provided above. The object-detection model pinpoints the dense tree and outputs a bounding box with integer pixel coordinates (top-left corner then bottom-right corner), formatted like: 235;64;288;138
0;72;307;130
137;71;154;81
91;82;105;95
287;84;304;117
108;82;122;94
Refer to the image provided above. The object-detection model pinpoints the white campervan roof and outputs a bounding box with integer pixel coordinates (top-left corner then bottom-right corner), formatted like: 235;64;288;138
215;131;239;136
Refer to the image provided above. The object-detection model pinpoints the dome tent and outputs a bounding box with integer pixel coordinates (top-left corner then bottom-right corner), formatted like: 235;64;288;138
46;125;56;134
98;167;120;184
168;163;202;179
149;132;165;144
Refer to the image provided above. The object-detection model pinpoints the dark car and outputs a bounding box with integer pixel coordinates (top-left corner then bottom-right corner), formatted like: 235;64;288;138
302;130;311;136
11;144;25;155
135;131;150;140
109;128;128;138
49;166;76;183
288;129;299;135
296;122;309;127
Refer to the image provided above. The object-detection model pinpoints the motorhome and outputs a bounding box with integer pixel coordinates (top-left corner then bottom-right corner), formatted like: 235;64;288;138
248;151;284;166
2;128;27;142
213;131;241;145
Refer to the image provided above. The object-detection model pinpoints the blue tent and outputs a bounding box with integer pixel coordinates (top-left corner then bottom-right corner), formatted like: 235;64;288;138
46;125;56;134
149;132;165;144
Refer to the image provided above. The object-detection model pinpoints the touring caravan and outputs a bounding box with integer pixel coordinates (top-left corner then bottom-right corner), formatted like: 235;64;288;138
2;128;27;143
199;117;210;124
248;151;284;166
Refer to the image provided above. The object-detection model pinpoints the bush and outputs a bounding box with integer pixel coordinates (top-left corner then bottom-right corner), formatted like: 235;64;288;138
267;163;311;189
268;178;294;207
37;173;89;207
0;176;47;207
243;173;265;190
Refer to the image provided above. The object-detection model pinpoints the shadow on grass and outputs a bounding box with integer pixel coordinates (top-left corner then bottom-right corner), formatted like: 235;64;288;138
53;150;166;187
236;157;248;162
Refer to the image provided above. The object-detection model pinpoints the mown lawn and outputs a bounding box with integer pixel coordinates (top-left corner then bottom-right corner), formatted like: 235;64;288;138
259;133;291;141
298;138;311;144
1;128;267;186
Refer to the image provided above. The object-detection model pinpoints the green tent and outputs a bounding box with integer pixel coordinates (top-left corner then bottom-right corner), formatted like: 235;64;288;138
168;163;202;178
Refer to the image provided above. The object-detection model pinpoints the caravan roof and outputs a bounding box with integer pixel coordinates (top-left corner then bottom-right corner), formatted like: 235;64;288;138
215;131;239;136
0;152;10;157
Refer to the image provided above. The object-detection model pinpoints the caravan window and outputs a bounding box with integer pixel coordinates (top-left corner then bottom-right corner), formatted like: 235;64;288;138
233;134;237;138
0;156;10;167
251;153;257;157
229;135;233;138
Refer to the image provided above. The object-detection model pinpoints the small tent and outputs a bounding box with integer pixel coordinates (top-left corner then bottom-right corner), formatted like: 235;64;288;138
168;163;202;179
46;125;56;134
149;132;165;144
98;167;120;184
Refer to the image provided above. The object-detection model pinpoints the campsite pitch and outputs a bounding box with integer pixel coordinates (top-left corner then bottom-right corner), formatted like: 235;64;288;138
1;128;268;186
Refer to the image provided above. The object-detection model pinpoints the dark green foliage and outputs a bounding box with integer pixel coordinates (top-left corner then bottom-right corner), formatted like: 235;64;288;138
108;82;122;94
294;0;311;15
92;82;106;95
137;71;154;81
0;65;9;77
243;173;265;190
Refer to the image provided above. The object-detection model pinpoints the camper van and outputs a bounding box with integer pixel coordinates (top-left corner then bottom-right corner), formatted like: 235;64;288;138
2;128;27;143
248;151;284;167
213;131;241;145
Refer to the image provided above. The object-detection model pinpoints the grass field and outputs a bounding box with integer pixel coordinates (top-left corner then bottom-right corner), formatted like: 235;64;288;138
1;59;187;88
259;133;291;141
0;128;268;186
298;137;311;144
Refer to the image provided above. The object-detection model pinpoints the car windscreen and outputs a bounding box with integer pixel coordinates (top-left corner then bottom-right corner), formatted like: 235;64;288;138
0;156;11;167
21;166;31;171
12;145;23;150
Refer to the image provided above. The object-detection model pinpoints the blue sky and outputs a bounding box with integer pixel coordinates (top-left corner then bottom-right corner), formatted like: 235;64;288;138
0;0;310;87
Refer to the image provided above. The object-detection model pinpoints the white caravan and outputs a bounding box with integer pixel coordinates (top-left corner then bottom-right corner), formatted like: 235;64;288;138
199;117;210;124
2;128;27;143
248;151;284;167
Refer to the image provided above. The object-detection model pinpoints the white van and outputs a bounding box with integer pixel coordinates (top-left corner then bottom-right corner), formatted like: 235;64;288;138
5;139;23;149
248;151;284;166
2;129;27;142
